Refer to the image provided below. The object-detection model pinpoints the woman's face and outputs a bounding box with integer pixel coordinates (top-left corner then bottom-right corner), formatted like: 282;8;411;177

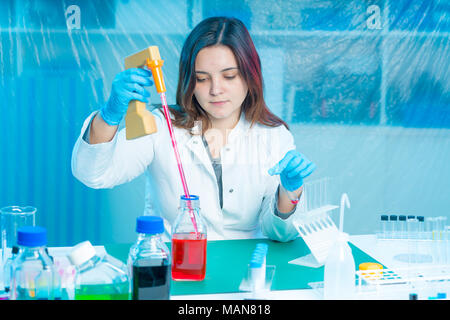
193;45;248;126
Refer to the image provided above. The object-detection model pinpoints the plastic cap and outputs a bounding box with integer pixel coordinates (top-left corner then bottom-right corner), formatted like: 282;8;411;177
417;216;425;222
256;243;268;253
359;262;383;270
399;215;406;221
389;215;398;221
407;215;416;219
381;215;388;221
250;254;263;268
68;241;97;266
136;216;164;234
17;226;47;247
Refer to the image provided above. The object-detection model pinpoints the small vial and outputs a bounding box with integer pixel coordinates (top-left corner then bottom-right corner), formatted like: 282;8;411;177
379;215;389;239
399;215;407;239
389;215;398;239
416;216;426;260
416;216;424;237
407;217;419;264
425;217;435;261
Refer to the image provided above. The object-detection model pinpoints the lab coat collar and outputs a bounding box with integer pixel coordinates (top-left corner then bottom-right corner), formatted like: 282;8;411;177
185;135;216;179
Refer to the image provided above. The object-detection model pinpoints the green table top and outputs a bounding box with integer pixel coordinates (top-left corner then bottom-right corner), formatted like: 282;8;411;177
105;237;381;296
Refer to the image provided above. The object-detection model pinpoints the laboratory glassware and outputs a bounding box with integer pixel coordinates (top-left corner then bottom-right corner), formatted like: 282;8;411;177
10;226;60;300
128;216;171;300
399;215;407;239
389;215;398;239
171;195;207;281
1;206;36;291
68;241;130;300
378;215;389;239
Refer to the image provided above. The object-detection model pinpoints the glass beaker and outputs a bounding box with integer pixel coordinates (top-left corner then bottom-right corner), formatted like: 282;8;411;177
1;206;36;291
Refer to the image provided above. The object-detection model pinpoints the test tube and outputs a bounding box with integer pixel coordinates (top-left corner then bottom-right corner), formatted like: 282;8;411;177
379;215;389;240
249;253;265;292
389;215;398;239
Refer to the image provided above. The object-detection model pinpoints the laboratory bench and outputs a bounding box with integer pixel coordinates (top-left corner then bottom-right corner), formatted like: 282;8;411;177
105;234;448;300
25;234;449;300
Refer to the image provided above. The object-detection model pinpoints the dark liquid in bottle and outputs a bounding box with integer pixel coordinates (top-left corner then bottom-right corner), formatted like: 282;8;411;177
132;264;171;300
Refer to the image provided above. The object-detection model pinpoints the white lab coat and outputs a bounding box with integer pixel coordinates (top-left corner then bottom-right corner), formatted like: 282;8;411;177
71;108;302;242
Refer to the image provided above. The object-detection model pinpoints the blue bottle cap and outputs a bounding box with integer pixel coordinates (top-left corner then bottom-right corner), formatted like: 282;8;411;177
417;216;425;222
136;216;164;235
17;226;47;247
407;215;416;220
389;215;398;221
399;215;406;221
381;215;388;221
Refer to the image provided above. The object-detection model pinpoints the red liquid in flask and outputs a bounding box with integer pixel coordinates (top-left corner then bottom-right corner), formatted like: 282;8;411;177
171;233;207;281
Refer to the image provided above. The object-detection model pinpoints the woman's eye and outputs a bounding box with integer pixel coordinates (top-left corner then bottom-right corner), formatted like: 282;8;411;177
224;75;236;80
196;78;207;82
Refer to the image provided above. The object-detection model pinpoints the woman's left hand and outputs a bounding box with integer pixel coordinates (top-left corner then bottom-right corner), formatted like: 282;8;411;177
268;150;316;191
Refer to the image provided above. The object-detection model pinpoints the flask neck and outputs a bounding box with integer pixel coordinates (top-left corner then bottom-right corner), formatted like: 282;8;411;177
137;233;163;244
133;233;170;260
16;246;54;269
180;199;200;210
19;245;47;258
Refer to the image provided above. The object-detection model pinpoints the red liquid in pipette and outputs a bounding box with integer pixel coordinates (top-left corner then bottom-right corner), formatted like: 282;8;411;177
159;92;199;236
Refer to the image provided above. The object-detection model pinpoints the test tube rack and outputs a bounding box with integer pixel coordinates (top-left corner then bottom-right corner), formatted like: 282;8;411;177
356;264;450;299
290;178;341;267
308;264;450;300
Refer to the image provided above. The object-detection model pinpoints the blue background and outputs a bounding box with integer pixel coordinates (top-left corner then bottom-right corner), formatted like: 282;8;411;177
1;0;449;246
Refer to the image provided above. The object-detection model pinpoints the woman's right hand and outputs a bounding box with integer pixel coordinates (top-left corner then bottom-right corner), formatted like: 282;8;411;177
100;68;153;126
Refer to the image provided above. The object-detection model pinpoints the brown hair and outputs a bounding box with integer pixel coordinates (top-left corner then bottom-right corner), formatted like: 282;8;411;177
167;16;288;133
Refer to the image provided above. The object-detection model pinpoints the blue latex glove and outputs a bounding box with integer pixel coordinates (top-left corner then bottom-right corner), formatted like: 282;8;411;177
100;68;153;126
268;150;316;191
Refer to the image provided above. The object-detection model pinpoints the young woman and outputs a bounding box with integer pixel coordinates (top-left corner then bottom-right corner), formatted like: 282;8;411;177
72;17;316;242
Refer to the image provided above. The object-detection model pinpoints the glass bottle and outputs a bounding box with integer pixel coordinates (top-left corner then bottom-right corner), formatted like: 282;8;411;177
128;216;171;300
68;240;130;300
10;226;61;300
171;195;207;281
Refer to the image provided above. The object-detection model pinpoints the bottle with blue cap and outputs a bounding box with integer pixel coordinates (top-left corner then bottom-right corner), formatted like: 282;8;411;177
171;195;207;281
127;216;171;300
10;226;61;300
68;240;130;300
